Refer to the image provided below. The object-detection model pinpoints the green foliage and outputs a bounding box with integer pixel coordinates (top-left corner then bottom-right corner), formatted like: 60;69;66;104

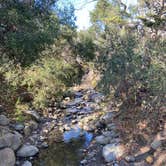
76;30;96;61
0;0;76;66
22;56;81;108
90;0;129;33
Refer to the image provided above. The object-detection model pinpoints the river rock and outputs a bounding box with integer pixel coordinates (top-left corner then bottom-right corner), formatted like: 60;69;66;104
21;161;32;166
125;155;135;162
0;115;9;126
151;140;161;150
0;132;23;150
0;148;15;166
66;98;83;107
95;135;110;145
17;145;39;157
102;144;125;162
14;123;24;131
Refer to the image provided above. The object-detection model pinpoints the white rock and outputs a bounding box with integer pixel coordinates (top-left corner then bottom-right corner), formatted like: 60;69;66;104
17;145;39;157
102;144;125;162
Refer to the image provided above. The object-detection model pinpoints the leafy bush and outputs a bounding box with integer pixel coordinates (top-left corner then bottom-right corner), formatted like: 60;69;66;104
22;56;82;108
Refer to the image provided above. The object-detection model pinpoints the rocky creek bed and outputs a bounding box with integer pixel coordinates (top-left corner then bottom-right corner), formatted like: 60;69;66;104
0;88;164;166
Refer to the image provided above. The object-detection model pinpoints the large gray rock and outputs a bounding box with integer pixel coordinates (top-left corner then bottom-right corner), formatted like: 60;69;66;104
102;144;125;162
95;135;110;145
0;115;9;126
0;148;15;166
0;132;23;150
17;145;39;157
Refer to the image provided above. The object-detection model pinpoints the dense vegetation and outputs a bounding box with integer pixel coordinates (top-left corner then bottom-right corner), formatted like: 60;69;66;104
0;0;165;123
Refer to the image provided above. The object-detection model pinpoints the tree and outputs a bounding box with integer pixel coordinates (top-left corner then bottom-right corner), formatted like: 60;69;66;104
0;0;76;65
138;0;166;36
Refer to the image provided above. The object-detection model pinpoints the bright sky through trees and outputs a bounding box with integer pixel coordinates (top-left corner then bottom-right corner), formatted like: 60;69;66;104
75;0;138;30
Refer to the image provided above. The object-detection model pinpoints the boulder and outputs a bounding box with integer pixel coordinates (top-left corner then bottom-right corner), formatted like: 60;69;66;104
17;145;39;157
0;115;9;126
0;132;22;150
95;135;110;145
102;144;125;162
0;148;15;166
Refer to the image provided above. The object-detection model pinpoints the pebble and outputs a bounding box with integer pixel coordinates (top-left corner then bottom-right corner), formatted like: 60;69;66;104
125;155;135;162
80;159;88;165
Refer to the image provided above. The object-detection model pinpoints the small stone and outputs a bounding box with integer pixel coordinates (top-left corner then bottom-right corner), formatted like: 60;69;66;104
14;124;24;131
21;161;32;166
151;140;161;150
17;145;39;157
125;155;135;162
145;156;153;164
40;142;48;148
80;159;87;165
0;115;9;126
0;148;15;166
95;135;110;145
